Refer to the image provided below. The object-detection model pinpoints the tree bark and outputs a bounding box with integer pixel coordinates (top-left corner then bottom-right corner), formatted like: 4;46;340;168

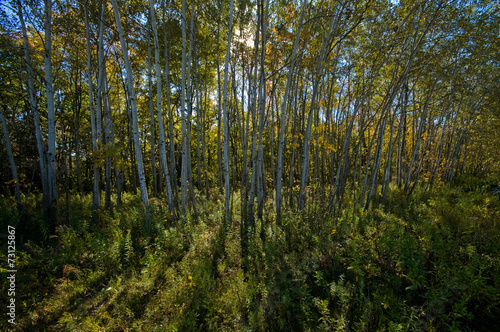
17;0;49;214
150;0;175;221
84;3;100;217
111;0;150;221
162;18;177;198
256;0;269;223
179;0;189;215
147;32;158;197
0;108;21;204
276;0;306;221
44;0;58;216
222;0;235;224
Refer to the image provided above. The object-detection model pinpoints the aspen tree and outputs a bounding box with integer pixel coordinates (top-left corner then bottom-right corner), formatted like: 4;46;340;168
0;108;20;204
149;0;175;221
147;30;158;197
180;0;189;215
276;0;306;221
222;0;235;224
84;3;99;217
111;0;150;220
17;0;49;215
44;0;58;213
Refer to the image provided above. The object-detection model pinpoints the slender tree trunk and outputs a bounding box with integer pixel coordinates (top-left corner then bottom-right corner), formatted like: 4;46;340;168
150;0;175;220
298;79;319;210
180;0;189;215
256;0;269;224
247;2;261;231
147;33;158;197
96;0;106;206
240;62;249;218
397;82;409;187
103;67;113;208
97;9;112;209
84;3;99;217
111;117;122;205
430;113;448;188
0;108;21;204
196;71;202;191
163;19;177;198
111;0;150;222
405;82;436;192
276;0;305;221
216;7;223;194
203;68;209;197
222;0;235;224
297;4;344;211
364;110;388;210
381;107;398;201
186;0;198;216
44;0;58;216
18;0;49;214
73;77;83;193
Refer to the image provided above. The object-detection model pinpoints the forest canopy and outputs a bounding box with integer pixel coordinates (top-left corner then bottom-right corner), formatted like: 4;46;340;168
0;0;498;217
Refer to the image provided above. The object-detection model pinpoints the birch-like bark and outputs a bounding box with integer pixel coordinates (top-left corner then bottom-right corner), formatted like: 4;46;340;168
396;82;409;187
179;0;189;215
222;0;235;224
147;32;158;196
96;6;112;208
73;75;83;193
17;0;49;213
186;0;197;216
381;107;398;201
149;0;175;220
162;18;177;196
256;0;269;222
196;71;202;192
111;0;150;216
298;8;343;210
364;110;388;210
103;67;113;208
405;82;436;192
0;108;20;203
44;0;58;210
96;0;106;205
248;5;261;230
276;0;306;221
84;3;99;215
216;2;223;193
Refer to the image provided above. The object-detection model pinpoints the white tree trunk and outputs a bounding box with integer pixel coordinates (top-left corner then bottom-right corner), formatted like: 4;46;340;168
111;0;150;214
17;0;49;212
256;0;269;222
180;0;188;215
149;0;175;220
84;3;99;215
222;0;235;223
147;32;158;196
44;0;58;210
162;19;177;197
276;0;306;221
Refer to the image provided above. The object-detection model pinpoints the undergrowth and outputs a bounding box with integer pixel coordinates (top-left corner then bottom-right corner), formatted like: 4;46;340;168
1;184;499;331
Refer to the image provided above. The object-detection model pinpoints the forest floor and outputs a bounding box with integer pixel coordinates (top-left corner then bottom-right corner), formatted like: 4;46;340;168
1;180;500;331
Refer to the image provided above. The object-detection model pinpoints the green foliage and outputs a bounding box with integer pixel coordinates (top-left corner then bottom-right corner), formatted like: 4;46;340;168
1;184;499;331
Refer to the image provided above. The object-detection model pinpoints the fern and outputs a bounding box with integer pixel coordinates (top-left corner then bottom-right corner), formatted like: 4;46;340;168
124;229;133;265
